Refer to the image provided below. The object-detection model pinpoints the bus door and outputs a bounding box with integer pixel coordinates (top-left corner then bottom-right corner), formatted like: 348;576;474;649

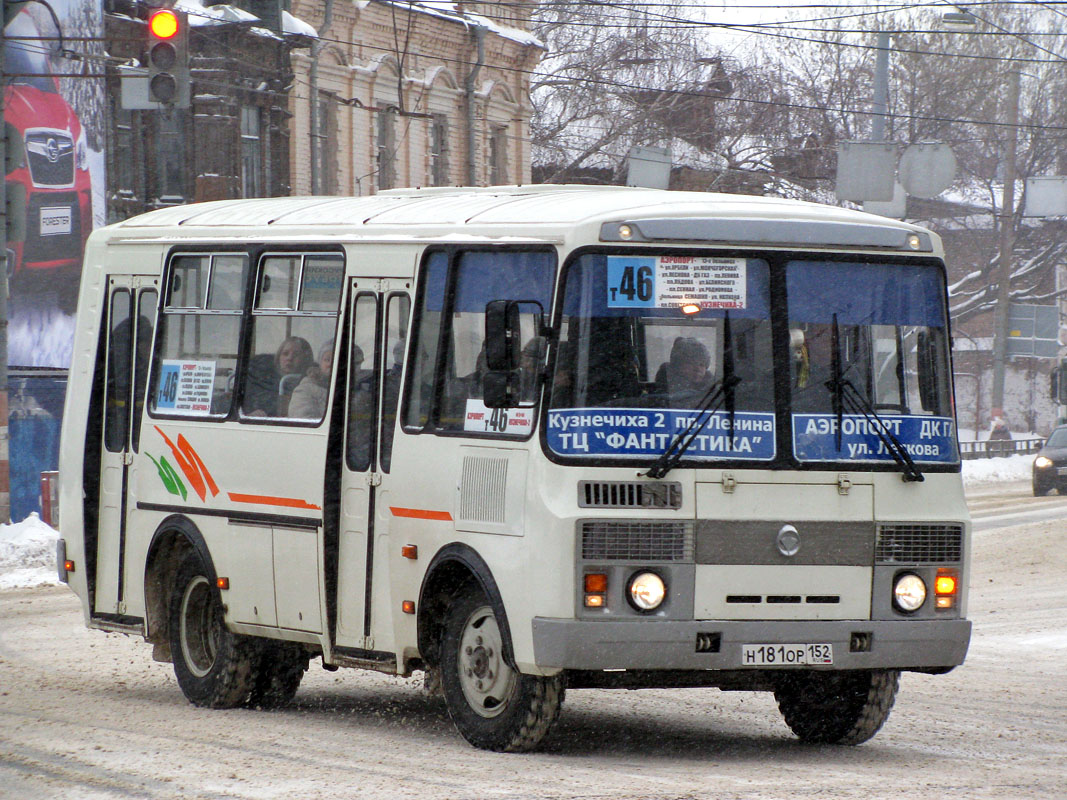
96;276;158;617
336;282;409;649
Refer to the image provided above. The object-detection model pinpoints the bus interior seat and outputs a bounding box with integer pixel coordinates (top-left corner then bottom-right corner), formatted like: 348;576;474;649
243;353;279;416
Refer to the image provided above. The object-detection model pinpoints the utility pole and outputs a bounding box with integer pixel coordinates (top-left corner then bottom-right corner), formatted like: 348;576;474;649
871;30;890;142
991;67;1021;416
0;1;11;524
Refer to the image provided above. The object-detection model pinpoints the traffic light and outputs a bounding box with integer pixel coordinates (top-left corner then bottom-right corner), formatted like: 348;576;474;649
1054;359;1067;405
146;8;189;105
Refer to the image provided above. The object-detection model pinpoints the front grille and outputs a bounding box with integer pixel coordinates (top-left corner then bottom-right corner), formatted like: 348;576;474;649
876;523;963;564
578;481;681;509
26;131;75;187
580;520;694;561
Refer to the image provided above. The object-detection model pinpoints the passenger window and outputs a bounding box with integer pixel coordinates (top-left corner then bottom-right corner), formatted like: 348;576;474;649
151;254;247;418
240;253;344;422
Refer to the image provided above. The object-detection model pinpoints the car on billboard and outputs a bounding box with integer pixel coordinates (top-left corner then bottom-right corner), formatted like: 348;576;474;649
3;9;92;287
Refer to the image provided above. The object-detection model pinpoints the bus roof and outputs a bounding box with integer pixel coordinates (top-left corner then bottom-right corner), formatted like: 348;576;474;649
99;186;941;255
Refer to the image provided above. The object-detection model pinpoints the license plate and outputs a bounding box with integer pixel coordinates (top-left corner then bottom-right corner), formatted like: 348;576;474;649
40;206;72;237
741;643;833;666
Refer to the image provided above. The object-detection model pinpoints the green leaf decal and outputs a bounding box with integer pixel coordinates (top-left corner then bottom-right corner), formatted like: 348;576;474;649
148;453;187;500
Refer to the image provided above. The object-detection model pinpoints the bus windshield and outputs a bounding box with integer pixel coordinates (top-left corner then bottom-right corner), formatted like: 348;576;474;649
787;260;956;466
547;253;776;463
546;252;957;468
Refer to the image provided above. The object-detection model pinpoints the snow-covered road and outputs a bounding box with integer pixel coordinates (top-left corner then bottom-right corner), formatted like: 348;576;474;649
1;461;1062;799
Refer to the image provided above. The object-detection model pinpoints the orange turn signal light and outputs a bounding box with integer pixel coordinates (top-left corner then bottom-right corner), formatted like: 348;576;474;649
402;600;416;614
584;573;608;593
935;573;958;596
216;577;229;590
64;559;75;573
401;544;418;559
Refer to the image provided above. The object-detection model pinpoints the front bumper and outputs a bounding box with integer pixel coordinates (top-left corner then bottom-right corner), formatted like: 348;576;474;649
532;617;971;672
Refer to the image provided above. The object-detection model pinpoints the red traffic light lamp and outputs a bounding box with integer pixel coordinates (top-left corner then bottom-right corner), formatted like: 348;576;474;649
146;8;188;105
148;8;179;39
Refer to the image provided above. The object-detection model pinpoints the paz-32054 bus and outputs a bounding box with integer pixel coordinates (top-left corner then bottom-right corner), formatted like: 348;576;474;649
58;186;970;751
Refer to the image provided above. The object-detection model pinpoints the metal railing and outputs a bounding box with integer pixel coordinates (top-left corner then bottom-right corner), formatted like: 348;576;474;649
958;438;1043;460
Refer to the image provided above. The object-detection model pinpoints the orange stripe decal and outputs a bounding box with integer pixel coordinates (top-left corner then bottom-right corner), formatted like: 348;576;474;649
228;492;322;511
390;506;453;521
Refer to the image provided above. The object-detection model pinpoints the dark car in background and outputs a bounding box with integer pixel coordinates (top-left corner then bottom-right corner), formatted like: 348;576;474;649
1032;426;1067;496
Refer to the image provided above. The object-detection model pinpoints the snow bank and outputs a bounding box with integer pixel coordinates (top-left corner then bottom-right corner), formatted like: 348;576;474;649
0;513;61;590
961;453;1032;487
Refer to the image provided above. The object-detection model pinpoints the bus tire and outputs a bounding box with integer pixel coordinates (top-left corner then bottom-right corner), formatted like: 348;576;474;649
169;551;258;709
774;669;899;745
247;641;307;709
440;593;564;752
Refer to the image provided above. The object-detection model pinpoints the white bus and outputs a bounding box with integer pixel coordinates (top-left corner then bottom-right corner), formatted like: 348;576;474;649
58;186;970;751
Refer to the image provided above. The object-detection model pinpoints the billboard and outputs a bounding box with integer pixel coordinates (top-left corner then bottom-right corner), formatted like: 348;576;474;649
5;0;105;520
5;0;105;368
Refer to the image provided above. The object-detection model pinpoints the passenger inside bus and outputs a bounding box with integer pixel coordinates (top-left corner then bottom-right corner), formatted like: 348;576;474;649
790;324;834;412
519;337;546;403
654;336;714;407
289;340;338;420
242;335;314;417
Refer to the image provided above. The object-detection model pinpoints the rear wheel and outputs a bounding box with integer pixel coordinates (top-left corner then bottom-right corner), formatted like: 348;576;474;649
439;593;564;752
169;551;258;708
774;669;899;745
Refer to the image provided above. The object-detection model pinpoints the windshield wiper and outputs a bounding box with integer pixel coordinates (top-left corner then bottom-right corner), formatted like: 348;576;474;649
645;314;741;480
825;316;923;482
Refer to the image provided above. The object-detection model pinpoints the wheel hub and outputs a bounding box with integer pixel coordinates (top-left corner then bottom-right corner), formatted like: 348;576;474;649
457;606;517;718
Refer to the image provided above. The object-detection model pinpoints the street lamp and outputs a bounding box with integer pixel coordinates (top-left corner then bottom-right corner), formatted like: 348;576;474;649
940;9;1017;418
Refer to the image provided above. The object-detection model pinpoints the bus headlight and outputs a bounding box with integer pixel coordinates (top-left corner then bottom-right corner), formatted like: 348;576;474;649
628;571;666;611
893;573;927;613
1034;456;1053;469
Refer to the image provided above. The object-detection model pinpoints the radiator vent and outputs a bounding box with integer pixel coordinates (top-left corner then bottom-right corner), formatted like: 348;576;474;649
578;481;681;509
580;521;694;562
876;524;963;564
458;456;508;524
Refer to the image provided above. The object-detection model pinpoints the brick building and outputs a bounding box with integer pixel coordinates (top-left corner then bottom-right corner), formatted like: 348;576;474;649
288;0;544;194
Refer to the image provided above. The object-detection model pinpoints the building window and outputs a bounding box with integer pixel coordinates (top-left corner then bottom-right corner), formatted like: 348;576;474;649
241;106;262;198
377;108;396;191
431;114;450;186
155;109;185;203
490;124;508;185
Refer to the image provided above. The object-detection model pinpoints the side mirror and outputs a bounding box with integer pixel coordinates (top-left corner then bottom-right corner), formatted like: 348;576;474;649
916;330;939;412
485;300;521;372
483;369;517;408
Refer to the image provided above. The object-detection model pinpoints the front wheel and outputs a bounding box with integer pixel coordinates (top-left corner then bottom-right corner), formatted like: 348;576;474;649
774;669;899;745
247;641;308;709
439;593;564;752
169;551;258;708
